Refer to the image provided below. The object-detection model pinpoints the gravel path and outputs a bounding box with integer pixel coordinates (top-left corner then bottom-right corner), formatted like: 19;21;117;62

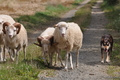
39;0;112;80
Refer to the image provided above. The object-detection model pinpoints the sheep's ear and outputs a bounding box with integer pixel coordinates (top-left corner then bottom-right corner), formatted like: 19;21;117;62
0;21;4;24
54;24;58;27
37;37;43;47
53;42;58;46
47;36;54;46
13;22;21;34
3;22;10;34
34;43;40;46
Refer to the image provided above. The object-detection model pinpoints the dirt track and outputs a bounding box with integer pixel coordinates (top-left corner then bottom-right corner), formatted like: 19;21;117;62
38;0;113;80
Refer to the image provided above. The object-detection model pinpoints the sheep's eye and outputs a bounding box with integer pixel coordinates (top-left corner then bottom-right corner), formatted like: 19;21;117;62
66;27;68;29
14;30;16;32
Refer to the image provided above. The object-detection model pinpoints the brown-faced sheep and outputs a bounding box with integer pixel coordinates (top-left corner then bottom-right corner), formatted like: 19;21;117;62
34;27;64;67
2;22;28;63
0;15;15;62
54;21;83;70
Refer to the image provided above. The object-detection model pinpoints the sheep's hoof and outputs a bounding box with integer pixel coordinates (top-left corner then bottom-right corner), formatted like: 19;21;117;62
0;60;3;62
11;58;15;61
101;60;104;63
70;67;73;70
76;65;78;68
54;63;57;67
106;59;110;63
61;63;65;67
64;67;68;71
3;59;6;62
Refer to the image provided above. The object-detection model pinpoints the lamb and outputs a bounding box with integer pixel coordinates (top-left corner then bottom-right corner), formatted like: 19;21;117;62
2;21;28;63
54;21;83;70
34;27;64;67
0;15;15;62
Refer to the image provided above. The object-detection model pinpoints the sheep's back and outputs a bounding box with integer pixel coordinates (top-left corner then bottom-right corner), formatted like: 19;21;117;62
17;24;28;46
67;22;83;47
40;27;55;38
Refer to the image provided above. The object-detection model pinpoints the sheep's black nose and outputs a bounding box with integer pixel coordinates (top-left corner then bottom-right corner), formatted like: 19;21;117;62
9;35;12;38
62;34;65;37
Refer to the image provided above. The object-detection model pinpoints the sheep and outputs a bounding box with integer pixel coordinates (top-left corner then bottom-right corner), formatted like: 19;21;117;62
0;15;15;62
54;21;83;70
2;21;28;63
34;27;64;67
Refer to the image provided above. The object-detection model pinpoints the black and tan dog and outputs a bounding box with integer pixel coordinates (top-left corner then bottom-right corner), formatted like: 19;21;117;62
100;34;113;63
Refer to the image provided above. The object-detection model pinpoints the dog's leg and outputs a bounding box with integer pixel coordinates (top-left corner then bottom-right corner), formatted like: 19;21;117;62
106;52;110;63
101;49;104;63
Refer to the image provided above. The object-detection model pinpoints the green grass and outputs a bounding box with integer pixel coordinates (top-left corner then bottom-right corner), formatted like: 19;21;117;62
0;44;54;80
71;0;97;31
16;4;69;31
101;0;120;78
101;1;120;31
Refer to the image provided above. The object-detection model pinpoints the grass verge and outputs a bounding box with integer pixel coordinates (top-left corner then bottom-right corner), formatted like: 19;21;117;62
0;44;54;80
101;0;120;79
71;0;97;31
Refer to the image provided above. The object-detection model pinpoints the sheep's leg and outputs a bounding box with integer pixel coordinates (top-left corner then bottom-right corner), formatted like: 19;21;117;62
16;47;21;64
0;46;3;62
3;46;7;61
76;51;79;68
43;53;48;66
54;53;58;66
23;45;26;60
10;49;16;61
69;52;73;69
65;52;69;71
49;53;53;67
58;53;64;67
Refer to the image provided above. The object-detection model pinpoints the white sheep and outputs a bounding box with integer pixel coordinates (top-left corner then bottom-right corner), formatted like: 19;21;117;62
34;27;64;67
0;15;15;62
54;21;83;70
2;22;28;63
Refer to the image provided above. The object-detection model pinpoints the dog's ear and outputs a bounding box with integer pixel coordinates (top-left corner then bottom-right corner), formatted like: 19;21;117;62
100;36;104;45
109;36;113;43
101;36;104;41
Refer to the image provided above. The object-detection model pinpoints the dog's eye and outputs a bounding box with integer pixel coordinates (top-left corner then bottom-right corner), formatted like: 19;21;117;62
107;43;109;46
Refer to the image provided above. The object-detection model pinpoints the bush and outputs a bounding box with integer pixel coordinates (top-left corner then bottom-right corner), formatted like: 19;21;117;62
104;0;118;5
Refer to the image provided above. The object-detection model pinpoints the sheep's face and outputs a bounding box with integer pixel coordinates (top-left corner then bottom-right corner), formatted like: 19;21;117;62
41;39;50;53
35;36;54;53
3;22;21;38
5;25;17;38
55;22;68;37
